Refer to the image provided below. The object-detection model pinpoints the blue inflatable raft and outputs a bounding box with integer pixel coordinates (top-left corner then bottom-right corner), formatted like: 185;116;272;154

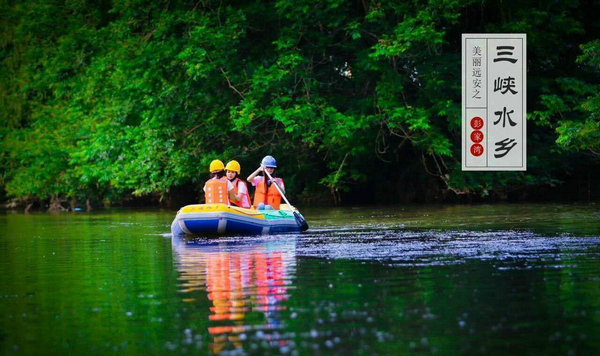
171;204;307;236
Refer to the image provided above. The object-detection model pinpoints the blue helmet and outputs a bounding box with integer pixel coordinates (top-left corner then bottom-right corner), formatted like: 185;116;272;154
261;155;277;168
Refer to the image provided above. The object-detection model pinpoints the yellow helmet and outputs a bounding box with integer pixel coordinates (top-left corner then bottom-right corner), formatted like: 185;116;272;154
209;159;225;173
225;160;241;174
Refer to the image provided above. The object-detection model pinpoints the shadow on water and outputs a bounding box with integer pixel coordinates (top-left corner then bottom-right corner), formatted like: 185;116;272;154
171;235;297;354
303;203;600;237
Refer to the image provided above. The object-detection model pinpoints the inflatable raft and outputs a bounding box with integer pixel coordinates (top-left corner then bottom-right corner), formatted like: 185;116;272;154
171;204;307;236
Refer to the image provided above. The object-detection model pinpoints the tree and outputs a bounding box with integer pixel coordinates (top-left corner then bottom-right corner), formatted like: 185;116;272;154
1;0;599;209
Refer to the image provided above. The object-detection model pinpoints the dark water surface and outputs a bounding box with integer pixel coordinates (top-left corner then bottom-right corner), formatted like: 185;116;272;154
1;204;599;355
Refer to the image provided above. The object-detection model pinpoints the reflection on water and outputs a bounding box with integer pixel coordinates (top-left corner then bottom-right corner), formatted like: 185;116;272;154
172;236;296;354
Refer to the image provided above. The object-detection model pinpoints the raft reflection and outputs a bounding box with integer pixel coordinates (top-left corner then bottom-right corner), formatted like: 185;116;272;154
172;236;296;354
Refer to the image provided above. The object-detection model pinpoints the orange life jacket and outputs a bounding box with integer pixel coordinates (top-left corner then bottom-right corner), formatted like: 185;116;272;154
204;177;229;205
230;178;251;208
253;177;283;210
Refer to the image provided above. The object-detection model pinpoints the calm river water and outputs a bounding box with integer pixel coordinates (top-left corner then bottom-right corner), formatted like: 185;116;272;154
1;204;599;355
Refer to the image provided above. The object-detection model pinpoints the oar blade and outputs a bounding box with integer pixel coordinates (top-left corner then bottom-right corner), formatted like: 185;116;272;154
294;211;309;231
263;170;308;231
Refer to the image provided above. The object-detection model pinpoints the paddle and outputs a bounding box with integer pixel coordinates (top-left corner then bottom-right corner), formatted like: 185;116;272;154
263;169;309;231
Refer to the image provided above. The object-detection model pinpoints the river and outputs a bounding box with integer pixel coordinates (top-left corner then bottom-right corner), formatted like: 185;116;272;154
1;203;599;354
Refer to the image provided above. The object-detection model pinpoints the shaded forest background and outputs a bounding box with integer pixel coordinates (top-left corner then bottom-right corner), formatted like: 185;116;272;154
1;0;599;211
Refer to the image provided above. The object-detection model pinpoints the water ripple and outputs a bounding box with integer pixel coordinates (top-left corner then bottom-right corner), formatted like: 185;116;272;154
296;229;600;267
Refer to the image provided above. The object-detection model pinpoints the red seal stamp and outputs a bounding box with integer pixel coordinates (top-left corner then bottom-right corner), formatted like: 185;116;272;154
470;130;484;143
470;144;484;157
470;117;484;130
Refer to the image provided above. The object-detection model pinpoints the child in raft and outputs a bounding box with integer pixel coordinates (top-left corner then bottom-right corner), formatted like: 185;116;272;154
225;160;251;208
246;155;285;210
203;159;240;205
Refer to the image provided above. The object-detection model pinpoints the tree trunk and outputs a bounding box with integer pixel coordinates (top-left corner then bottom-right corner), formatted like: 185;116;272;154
48;195;65;212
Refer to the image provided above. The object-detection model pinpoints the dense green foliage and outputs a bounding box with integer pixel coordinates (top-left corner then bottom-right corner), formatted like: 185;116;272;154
1;0;599;209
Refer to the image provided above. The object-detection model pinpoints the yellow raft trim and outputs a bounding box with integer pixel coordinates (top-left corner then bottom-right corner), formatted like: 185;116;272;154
179;204;266;219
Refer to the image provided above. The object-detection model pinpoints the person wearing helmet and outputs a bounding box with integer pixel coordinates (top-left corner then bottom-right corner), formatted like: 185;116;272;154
203;159;239;205
247;155;285;210
225;160;251;209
